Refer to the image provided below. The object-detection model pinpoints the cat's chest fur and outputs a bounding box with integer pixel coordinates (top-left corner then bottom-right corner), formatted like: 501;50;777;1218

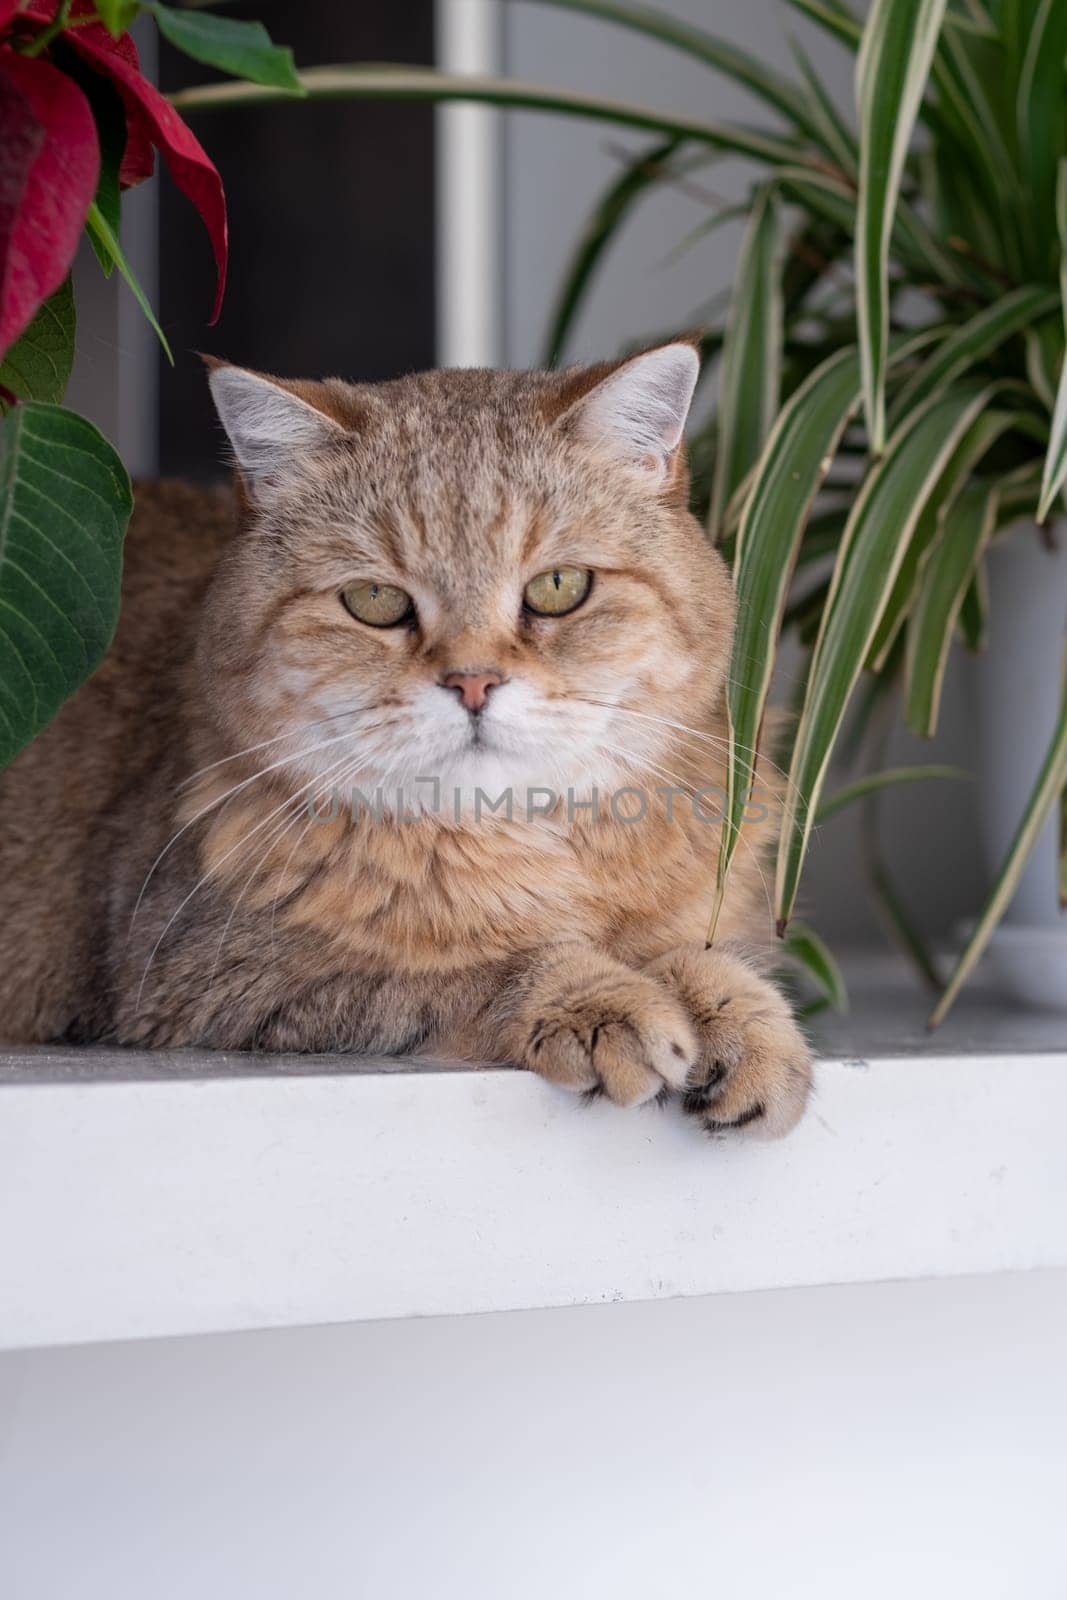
201;794;711;976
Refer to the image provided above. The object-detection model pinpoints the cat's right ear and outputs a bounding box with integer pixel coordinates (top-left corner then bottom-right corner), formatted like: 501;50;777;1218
205;361;348;493
552;341;700;489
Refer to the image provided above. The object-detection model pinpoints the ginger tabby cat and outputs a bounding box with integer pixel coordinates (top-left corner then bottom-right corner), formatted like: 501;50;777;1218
0;342;811;1136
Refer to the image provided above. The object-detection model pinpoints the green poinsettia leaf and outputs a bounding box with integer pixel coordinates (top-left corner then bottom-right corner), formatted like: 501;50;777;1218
0;403;132;768
0;279;76;406
148;5;304;95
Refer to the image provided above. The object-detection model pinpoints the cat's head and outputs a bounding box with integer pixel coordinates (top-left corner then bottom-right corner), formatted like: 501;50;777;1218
198;344;735;817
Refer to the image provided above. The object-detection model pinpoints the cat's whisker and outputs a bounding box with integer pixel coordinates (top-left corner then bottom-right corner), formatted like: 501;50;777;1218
268;808;326;958
578;695;801;803
591;736;775;922
177;704;371;791
207;753;362;990
136;749;358;1004
579;694;762;765
265;749;389;960
129;726;365;932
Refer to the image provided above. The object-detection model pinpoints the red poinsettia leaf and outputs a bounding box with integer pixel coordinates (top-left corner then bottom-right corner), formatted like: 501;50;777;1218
0;53;99;360
77;25;154;187
0;1;24;30
12;4;152;184
0;67;45;295
61;20;228;321
117;114;155;190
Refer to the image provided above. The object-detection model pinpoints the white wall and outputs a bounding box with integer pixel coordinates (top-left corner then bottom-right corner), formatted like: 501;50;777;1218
3;1270;1065;1598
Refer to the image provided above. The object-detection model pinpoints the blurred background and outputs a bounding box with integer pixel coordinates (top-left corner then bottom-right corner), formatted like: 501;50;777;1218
66;0;985;968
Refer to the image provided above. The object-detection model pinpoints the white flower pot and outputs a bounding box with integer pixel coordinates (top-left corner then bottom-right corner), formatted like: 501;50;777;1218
969;525;1067;1009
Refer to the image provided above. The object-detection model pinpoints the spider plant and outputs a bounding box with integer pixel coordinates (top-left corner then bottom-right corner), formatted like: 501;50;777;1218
175;0;1067;1022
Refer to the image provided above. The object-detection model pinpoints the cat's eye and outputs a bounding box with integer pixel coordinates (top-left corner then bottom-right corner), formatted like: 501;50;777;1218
523;567;592;617
341;581;414;628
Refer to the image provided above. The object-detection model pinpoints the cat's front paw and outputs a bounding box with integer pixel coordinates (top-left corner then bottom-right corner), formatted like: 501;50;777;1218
645;943;812;1138
516;954;697;1108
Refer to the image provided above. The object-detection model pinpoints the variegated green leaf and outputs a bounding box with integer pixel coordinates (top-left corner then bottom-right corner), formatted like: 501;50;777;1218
713;331;941;929
904;480;999;735
1037;160;1067;522
994;458;1044;527
534;0;819;137
778;165;963;285
931;645;1067;1025
708;188;783;540
1017;0;1067;274
932;20;1023;275
782;920;848;1011
888;284;1058;426
171;67;807;166
776;382;991;927
788;38;859;175
855;0;949;453
783;0;863;48
868;399;1013;670
542;139;682;367
1025;315;1062;412
958;561;989;651
712;345;863;934
816;763;970;821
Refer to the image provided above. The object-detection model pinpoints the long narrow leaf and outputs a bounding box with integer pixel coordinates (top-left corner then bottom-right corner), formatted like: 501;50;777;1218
958;560;989;651
888;284;1058;425
776;382;992;928
708;188;783;539
712;346;863;932
780;166;963;285
534;0;818;136
905;480;999;735
867;401;1015;670
816;763;969;822
783;0;863;48
932;24;1022;276
170;67;807;167
855;0;949;452
1016;0;1067;274
542;138;680;367
788;38;858;176
714;330;941;926
84;203;173;364
660;203;752;268
782;920;848;1011
930;647;1067;1025
1025;316;1062;412
1037;160;1067;521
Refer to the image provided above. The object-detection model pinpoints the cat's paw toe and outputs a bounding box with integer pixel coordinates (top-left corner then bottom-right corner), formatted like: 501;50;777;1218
526;979;696;1108
647;945;812;1139
685;1003;811;1138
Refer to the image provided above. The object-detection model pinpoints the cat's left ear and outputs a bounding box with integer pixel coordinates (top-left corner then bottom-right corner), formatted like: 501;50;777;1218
560;341;700;485
205;360;349;494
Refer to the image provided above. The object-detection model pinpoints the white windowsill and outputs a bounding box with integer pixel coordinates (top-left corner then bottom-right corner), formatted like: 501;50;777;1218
2;975;1064;1353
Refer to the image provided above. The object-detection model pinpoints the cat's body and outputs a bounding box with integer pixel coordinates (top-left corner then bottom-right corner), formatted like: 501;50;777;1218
0;348;811;1135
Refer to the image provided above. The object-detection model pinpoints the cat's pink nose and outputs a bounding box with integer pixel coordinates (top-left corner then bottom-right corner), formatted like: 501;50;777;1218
441;670;503;713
